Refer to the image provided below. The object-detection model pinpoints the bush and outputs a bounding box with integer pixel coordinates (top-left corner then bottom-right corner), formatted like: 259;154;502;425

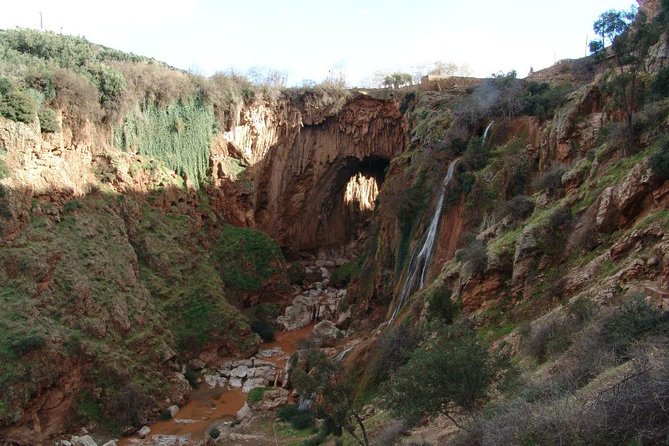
209;427;220;439
331;259;360;288
532;165;566;197
250;319;275;342
462;136;489;171
648;140;669;181
247;387;266;403
373;324;418;382
0;78;36;123
184;368;199;388
287;262;306;285
37;106;60;133
522;319;572;362
602;294;665;359
548;207;572;231
652;66;669;98
291;410;316;430
500;195;534;221
215;225;284;291
108;384;151;428
427;284;458;323
457;239;488;277
385;325;495;425
9;332;46;355
277;404;316;430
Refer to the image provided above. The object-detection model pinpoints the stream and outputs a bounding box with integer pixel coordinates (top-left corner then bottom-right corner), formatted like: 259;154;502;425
118;325;315;446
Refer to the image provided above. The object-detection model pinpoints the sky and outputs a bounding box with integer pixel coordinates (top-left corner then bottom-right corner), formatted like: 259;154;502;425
0;0;636;86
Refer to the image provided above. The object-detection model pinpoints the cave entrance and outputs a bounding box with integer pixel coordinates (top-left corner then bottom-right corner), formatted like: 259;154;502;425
317;155;389;248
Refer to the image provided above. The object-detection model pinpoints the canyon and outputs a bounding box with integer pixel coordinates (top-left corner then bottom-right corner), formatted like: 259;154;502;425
1;2;669;444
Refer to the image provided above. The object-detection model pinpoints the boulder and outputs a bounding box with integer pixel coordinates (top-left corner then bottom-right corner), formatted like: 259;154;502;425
248;388;289;411
70;436;98;446
150;435;190;446
138;425;151;439
167;405;180;418
313;320;343;340
242;377;268;393
236;402;252;421
230;365;250;378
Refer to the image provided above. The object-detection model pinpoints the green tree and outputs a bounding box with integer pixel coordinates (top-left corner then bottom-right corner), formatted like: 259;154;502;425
291;349;369;446
383;72;413;89
590;7;649;153
384;324;495;428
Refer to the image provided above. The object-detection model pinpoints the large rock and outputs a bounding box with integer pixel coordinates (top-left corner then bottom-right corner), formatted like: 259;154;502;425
150;435;190;446
138;425;151;438
313;320;343;340
276;295;317;330
248;388;289;411
70;436;98;446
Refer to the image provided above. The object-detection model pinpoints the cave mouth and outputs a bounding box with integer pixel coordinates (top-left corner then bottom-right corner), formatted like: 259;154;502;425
316;155;390;249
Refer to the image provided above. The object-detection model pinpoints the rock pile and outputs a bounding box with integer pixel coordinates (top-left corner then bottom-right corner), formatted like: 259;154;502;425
203;357;279;393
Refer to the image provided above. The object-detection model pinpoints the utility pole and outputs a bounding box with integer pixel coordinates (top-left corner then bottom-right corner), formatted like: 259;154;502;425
39;12;43;30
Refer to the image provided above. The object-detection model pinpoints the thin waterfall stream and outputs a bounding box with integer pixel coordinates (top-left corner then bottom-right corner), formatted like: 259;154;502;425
389;122;493;322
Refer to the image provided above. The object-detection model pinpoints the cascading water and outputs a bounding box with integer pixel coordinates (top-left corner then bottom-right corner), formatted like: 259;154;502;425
388;121;493;322
389;158;459;322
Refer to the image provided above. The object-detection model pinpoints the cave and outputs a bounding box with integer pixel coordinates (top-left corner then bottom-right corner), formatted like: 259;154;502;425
316;155;389;248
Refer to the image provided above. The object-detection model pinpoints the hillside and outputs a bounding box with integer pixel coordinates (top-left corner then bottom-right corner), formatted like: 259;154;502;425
1;1;669;445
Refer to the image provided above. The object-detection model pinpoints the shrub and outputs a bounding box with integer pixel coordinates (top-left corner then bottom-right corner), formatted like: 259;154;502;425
500;195;534;221
250;319;275;342
384;325;495;425
548;206;572;231
331;259;360;288
63;199;81;212
457;239;488;277
652;66;669;98
277;404;300;422
247;387;266;403
37;106;60;133
372;324;418;382
9;332;46;355
51;68;103;129
291;410;316;430
108;384;151;428
287;262;306;285
215;225;284;291
184;368;199;388
427;284;458;323
209;427;220;439
602;294;664;359
532;165;566;197
647;139;669;181
0;78;36;123
462;136;489;171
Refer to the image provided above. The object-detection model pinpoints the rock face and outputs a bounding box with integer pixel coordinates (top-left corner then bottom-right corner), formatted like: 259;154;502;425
250;95;406;252
276;262;347;330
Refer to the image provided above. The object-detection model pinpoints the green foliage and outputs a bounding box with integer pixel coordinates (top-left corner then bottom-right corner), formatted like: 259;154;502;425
648;139;669;181
250;319;275;342
278;404;300;422
602;294;665;359
215;224;284;291
87;63;126;111
652;66;669;98
590;8;635;53
462;136;488;170
209;427;221;439
76;390;103;423
114;96;215;185
427;284;458;323
456;238;488;277
37;106;60;132
522;82;572;120
248;387;267;403
331;258;361;288
287;262;306;285
384;324;495;425
0;151;8;180
0;77;36;123
63;199;81;212
0;28;91;69
383;72;413;89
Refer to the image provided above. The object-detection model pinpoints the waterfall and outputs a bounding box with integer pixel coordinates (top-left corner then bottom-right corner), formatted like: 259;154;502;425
482;120;494;147
389;159;460;322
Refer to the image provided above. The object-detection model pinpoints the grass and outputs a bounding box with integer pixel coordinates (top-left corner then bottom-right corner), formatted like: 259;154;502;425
215;224;285;292
488;227;522;256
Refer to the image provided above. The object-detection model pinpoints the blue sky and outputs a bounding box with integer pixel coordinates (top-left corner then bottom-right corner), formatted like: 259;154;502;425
1;0;635;86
